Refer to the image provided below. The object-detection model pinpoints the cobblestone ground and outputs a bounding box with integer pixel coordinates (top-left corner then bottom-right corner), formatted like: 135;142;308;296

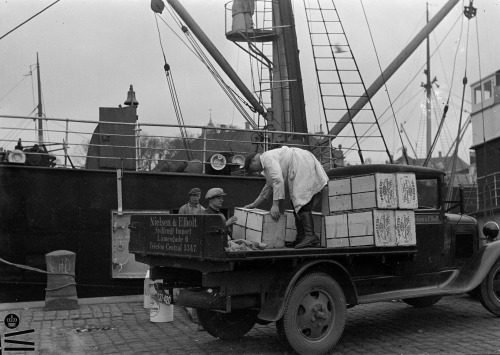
1;294;499;354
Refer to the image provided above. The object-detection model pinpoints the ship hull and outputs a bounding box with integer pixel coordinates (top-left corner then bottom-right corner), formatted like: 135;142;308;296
0;164;266;302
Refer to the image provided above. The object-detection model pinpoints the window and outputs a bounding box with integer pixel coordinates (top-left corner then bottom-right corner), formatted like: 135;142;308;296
473;80;493;104
416;178;439;209
483;80;492;100
473;85;482;104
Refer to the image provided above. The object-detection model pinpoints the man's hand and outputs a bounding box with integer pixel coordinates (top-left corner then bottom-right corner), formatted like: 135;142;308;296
226;216;238;226
243;204;255;209
270;205;280;221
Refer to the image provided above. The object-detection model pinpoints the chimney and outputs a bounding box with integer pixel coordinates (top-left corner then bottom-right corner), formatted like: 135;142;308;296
245;122;250;130
438;151;442;158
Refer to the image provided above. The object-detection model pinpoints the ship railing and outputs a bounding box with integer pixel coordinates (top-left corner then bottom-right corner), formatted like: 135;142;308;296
0;114;344;173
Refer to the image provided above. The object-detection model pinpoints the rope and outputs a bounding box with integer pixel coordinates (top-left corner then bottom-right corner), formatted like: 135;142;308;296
0;256;75;278
0;0;62;41
154;14;192;160
159;4;260;129
360;0;397;164
445;2;472;209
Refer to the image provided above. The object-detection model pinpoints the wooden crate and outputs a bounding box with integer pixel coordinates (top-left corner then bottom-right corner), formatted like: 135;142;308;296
324;214;348;239
349;235;375;246
348;211;373;236
321;188;352;214
347;210;396;247
395;210;416;245
328;178;351;195
284;210;323;245
233;208;286;248
324;213;349;248
327;237;349;248
373;210;397;247
351;173;397;210
396;173;418;209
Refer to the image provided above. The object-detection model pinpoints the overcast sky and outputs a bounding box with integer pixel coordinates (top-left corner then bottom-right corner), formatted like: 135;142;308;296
1;0;499;164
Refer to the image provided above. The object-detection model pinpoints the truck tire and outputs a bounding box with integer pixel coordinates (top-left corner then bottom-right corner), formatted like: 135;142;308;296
279;272;346;355
479;258;500;316
402;295;442;308
197;309;257;340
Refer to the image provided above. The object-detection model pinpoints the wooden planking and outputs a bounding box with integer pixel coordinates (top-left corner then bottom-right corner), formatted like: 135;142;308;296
232;224;246;239
328;178;351;196
233;208;248;227
349;235;375;246
348;211;374;236
327;237;349;248
324;214;348;239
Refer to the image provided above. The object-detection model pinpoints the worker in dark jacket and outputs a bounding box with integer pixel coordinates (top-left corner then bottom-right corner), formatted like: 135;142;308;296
204;188;237;232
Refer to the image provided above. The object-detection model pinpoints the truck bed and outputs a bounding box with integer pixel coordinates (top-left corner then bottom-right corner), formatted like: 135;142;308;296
129;213;417;263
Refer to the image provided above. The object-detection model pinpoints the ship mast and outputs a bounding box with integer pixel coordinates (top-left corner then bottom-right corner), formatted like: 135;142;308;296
425;2;432;156
36;52;44;144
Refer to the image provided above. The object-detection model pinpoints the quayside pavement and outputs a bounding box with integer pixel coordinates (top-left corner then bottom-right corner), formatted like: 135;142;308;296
1;294;499;354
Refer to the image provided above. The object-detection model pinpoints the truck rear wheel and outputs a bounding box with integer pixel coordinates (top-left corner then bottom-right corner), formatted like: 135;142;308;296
197;309;257;340
279;272;346;355
479;258;500;316
402;295;442;308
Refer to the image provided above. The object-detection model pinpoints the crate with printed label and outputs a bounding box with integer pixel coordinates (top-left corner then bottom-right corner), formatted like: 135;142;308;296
347;210;397;247
232;207;286;248
395;210;416;245
396;173;418;209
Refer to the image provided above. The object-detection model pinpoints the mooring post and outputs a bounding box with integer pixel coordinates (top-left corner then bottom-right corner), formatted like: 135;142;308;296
45;250;78;310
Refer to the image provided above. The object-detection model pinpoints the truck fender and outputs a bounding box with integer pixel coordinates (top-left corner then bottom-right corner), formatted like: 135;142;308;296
447;239;500;292
257;260;358;322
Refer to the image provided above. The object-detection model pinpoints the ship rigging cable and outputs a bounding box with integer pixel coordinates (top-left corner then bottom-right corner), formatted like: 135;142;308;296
154;14;192;161
473;4;493;219
360;0;399;164
423;1;466;167
445;0;474;210
160;5;260;130
358;13;462;153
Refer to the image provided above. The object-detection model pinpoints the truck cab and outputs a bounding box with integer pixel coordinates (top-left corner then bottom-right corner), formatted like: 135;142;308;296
130;164;500;355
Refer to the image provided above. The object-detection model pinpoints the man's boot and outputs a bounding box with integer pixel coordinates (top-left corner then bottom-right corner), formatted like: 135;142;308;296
286;214;305;248
295;211;320;249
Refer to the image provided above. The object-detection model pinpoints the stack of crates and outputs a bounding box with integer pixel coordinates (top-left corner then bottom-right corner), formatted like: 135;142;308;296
320;173;418;248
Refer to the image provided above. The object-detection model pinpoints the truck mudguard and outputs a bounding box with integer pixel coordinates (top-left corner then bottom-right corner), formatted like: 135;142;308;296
258;259;358;322
443;239;500;292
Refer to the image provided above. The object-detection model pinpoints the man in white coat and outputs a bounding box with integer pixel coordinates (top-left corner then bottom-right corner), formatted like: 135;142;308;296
243;146;328;248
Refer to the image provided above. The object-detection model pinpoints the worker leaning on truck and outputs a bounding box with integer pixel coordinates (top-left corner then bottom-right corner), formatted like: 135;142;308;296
243;146;328;249
204;188;238;236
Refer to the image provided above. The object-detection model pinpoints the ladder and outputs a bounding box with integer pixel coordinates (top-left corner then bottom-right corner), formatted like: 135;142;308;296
303;0;392;164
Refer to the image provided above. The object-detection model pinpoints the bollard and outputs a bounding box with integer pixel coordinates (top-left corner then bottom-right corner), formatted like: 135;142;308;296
45;250;78;310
